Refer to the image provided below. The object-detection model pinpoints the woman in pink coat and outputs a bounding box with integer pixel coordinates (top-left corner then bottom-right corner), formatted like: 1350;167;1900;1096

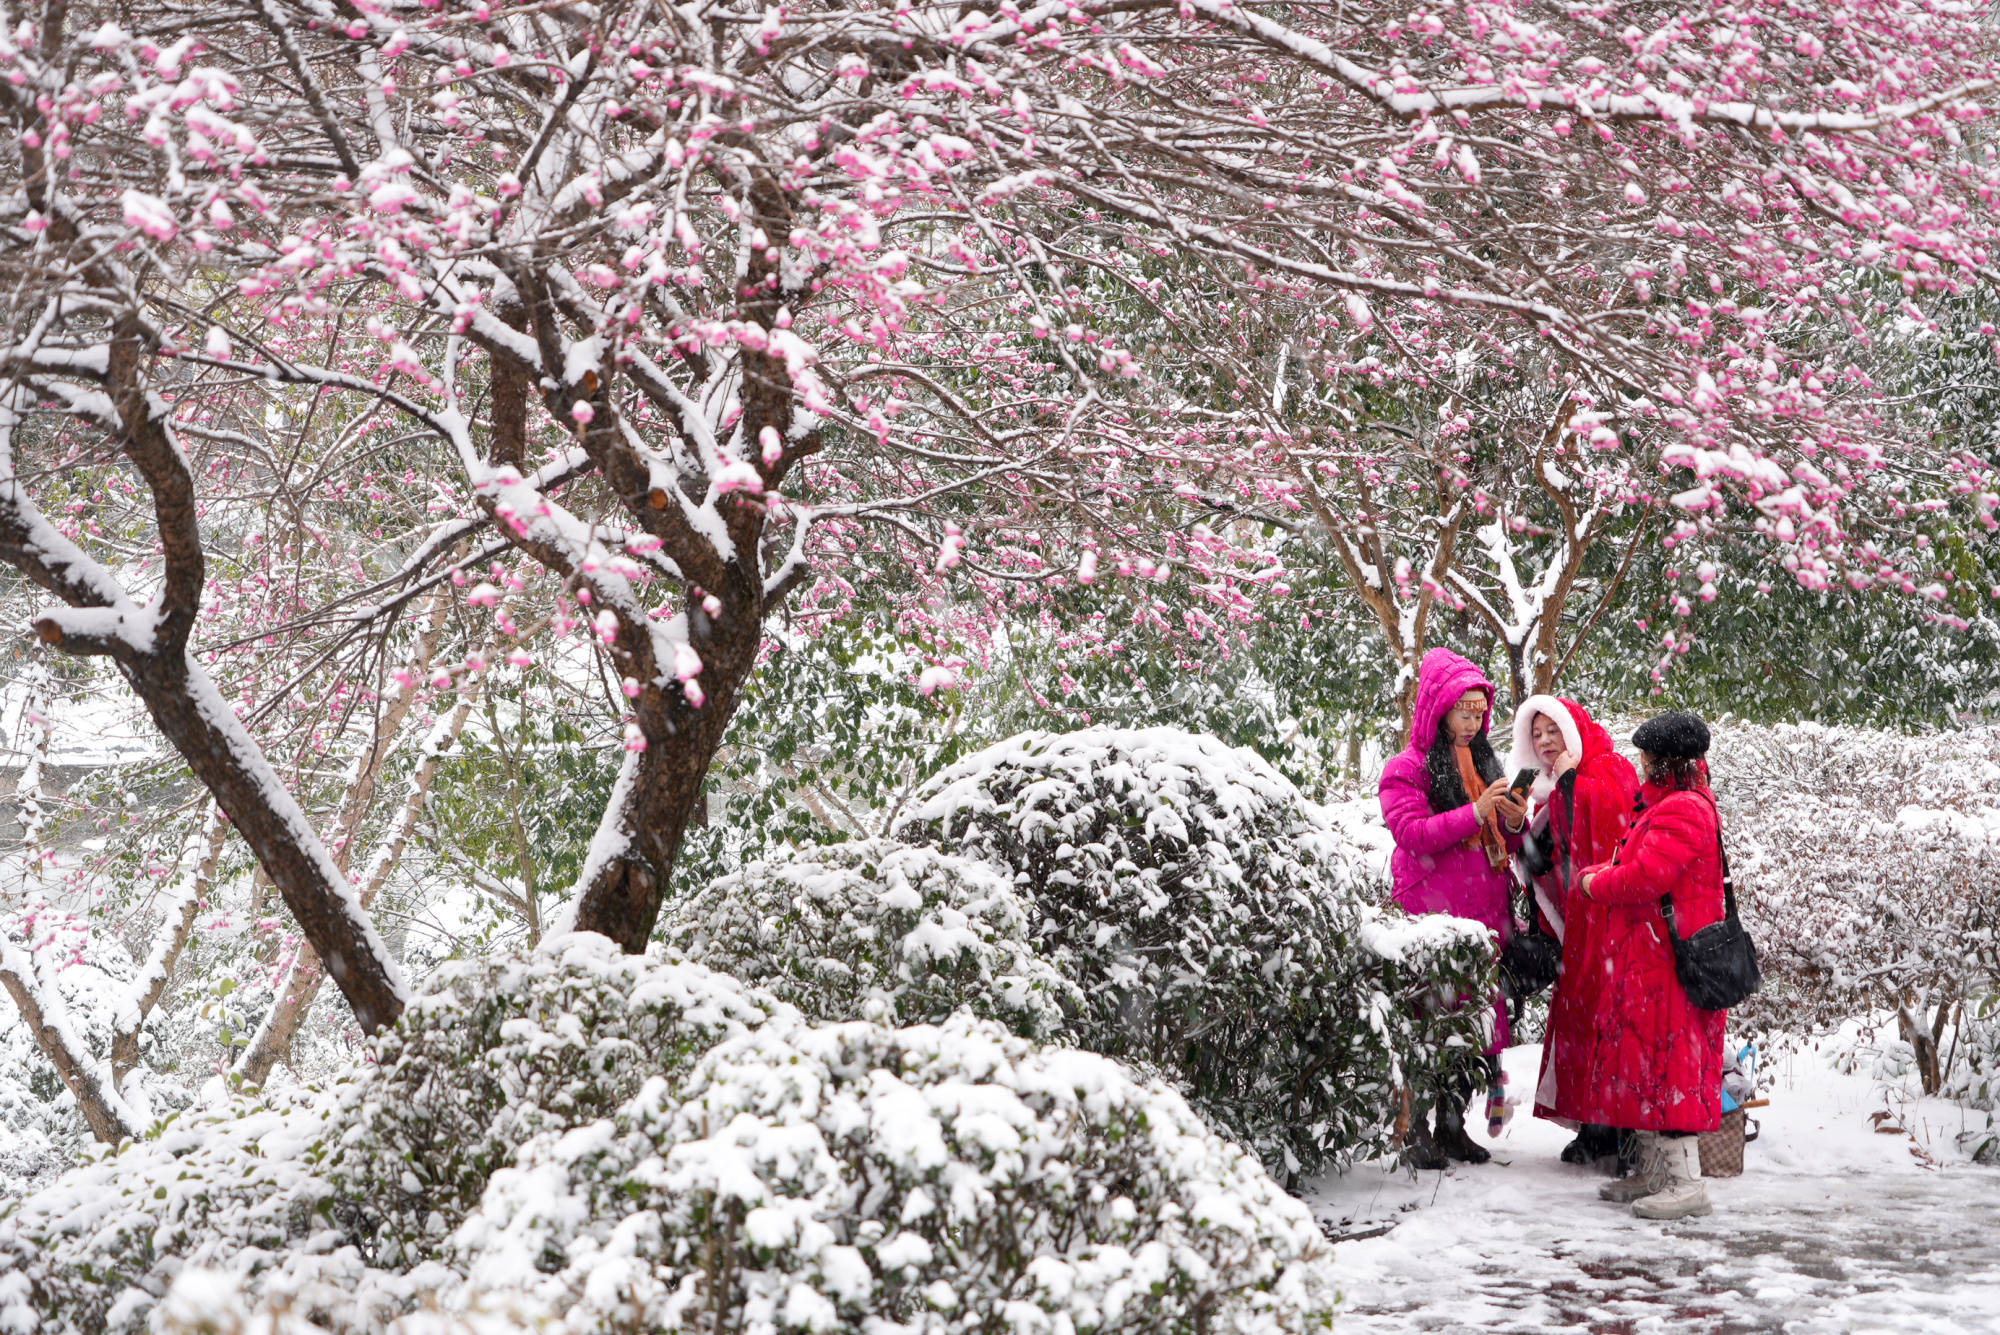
1378;648;1525;1167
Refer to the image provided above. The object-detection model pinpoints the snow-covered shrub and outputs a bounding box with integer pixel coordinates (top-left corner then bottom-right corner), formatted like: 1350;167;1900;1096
0;936;775;1333
0;1033;84;1196
1942;995;2000;1163
0;1082;351;1335
1712;722;2000;1096
659;838;1079;1038
899;726;1493;1177
322;935;777;1264
449;1014;1340;1334
2;937;1341;1334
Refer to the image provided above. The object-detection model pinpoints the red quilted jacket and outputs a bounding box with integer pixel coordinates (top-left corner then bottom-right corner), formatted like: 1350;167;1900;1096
1550;779;1728;1133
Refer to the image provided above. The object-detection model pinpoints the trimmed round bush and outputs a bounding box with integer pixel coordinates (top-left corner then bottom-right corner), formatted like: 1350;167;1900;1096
899;726;1493;1178
324;935;779;1265
659;837;1079;1039
0;937;778;1332
451;1014;1341;1334
1;937;1341;1334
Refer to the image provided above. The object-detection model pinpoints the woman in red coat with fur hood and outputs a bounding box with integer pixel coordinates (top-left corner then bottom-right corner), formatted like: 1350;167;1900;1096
1509;696;1641;1163
1577;711;1730;1221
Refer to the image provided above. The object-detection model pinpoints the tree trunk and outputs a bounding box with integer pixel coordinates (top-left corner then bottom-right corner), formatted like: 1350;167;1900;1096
567;585;763;950
103;655;407;1034
1;310;408;1038
0;941;136;1144
1898;997;1943;1096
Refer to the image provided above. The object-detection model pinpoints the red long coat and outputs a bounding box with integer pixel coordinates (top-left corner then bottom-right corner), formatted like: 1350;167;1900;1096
1554;780;1729;1134
1527;703;1641;1125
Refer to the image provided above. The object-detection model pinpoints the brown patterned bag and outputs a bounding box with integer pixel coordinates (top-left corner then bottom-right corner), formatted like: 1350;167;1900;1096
1698;1107;1758;1177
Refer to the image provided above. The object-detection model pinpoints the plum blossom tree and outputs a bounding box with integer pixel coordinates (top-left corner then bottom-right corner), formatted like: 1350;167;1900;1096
0;0;1997;1103
1012;0;2000;713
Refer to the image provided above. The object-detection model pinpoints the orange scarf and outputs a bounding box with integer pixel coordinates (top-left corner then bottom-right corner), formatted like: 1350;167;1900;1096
1456;743;1509;870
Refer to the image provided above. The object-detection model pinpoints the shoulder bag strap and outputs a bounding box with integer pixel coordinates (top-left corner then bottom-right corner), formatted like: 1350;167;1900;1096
1694;784;1739;923
1659;789;1734;942
1717;829;1739;923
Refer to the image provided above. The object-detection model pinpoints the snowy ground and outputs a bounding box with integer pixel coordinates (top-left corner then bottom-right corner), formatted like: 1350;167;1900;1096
1306;1042;2000;1334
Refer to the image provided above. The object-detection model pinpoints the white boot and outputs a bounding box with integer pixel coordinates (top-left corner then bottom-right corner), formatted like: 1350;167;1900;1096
1598;1132;1667;1203
1632;1136;1712;1220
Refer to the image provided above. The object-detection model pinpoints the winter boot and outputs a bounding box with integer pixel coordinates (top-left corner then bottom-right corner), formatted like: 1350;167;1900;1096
1599;1132;1668;1202
1403;1112;1451;1171
1561;1123;1619;1166
1633;1136;1712;1220
1433;1096;1491;1164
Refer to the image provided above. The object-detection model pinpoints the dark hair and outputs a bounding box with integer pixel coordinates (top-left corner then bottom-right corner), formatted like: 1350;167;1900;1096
1642;753;1707;791
1426;714;1503;813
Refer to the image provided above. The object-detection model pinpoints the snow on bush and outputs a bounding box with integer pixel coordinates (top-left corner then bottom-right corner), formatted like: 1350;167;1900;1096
322;937;779;1265
899;725;1494;1178
0;936;1340;1333
0;1080;352;1335
659;838;1079;1039
0;937;776;1333
1942;999;2000;1162
448;1015;1340;1334
1712;722;2000;1103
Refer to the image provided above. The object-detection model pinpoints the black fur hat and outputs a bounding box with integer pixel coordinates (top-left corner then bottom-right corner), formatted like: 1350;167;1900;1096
1632;710;1710;761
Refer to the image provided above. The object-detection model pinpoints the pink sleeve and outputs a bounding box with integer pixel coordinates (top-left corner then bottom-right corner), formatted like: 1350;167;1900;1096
1380;758;1480;857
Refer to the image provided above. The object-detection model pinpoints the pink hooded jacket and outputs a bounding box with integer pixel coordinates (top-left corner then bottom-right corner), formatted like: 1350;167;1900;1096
1378;648;1515;1052
1379;648;1515;934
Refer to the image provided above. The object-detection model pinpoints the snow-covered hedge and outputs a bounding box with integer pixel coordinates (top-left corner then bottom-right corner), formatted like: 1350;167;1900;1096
1712;722;2000;1105
658;838;1078;1039
899;726;1494;1177
448;1015;1340;1333
324;939;779;1265
0;937;1342;1333
0;1079;348;1334
1944;1002;2000;1162
0;938;777;1332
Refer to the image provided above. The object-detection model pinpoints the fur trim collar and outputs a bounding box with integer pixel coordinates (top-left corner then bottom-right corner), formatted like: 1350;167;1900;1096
1510;694;1584;801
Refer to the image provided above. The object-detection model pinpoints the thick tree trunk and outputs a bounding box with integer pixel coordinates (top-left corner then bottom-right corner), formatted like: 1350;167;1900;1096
568;573;765;950
1898;997;1944;1096
105;656;407;1034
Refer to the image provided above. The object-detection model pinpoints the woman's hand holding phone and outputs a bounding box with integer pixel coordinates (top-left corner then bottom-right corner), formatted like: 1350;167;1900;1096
1475;778;1526;827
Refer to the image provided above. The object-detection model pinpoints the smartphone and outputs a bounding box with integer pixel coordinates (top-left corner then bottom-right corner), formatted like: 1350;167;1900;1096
1510;767;1539;798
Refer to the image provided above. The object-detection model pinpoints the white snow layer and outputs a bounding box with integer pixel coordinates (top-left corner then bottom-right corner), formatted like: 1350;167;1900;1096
1308;1041;2000;1334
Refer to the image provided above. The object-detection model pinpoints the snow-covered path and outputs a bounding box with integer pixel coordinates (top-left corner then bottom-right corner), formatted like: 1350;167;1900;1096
1307;1043;2000;1333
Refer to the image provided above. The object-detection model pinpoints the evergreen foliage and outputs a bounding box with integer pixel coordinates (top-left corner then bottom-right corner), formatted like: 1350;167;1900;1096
899;726;1495;1178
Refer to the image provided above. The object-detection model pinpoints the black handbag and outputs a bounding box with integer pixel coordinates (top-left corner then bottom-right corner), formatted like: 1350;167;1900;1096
1659;833;1761;1012
1499;775;1568;1004
1499;914;1561;1002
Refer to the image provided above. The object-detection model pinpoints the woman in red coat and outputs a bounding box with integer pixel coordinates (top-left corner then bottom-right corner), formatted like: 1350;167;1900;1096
1508;696;1640;1164
1577;711;1729;1220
